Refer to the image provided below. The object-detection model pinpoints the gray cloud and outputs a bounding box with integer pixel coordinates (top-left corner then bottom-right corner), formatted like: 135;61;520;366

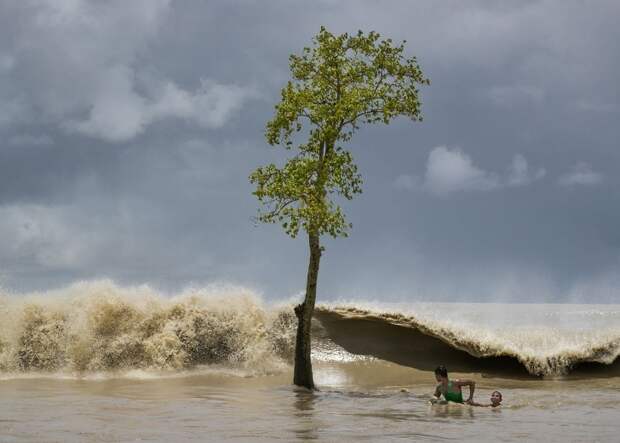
0;0;255;142
395;147;545;194
486;85;545;107
8;134;54;146
0;1;618;302
424;146;502;193
65;72;255;142
507;154;546;186
558;162;604;187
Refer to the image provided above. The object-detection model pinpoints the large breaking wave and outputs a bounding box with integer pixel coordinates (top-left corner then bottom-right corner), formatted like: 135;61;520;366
0;281;296;376
0;281;619;378
314;304;620;377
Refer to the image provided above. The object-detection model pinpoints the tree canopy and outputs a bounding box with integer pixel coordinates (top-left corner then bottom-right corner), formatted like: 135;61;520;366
250;26;429;241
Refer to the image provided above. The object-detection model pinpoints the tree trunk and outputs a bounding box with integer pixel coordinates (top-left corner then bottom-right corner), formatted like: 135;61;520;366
293;231;321;389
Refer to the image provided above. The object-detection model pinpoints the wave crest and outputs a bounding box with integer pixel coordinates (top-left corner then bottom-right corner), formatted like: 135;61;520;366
315;305;620;377
0;281;295;375
2;282;619;378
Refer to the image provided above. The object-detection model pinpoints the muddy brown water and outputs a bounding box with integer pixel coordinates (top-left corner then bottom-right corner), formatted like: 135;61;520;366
1;286;618;441
1;361;619;442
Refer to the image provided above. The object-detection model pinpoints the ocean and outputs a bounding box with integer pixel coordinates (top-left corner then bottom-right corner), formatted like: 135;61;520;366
0;281;618;442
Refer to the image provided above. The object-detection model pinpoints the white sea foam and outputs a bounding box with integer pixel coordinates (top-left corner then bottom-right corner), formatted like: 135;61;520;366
0;281;618;378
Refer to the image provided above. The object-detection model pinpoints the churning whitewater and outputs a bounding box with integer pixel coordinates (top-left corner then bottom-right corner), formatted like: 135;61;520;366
0;281;297;376
0;281;618;378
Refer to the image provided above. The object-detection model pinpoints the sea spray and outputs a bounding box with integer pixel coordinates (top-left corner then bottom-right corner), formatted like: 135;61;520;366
1;283;619;378
0;281;296;375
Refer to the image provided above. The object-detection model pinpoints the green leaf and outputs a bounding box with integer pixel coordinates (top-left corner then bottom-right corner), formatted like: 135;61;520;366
250;27;428;240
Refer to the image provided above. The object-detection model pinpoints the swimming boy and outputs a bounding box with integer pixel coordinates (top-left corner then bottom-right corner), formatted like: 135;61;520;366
468;390;503;408
431;365;476;404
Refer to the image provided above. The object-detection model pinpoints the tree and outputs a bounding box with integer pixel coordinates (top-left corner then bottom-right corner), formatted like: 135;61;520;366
250;27;429;389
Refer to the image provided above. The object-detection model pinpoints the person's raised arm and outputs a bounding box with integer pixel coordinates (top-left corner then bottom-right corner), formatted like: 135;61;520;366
456;380;476;404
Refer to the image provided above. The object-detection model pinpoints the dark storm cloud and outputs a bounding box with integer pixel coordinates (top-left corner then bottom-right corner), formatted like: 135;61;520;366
0;1;618;302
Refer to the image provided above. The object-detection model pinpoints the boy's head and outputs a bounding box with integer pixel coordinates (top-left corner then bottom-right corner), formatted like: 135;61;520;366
490;390;503;406
434;365;448;382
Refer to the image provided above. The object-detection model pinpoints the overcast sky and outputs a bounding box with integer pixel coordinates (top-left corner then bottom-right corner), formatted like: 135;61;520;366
0;0;618;302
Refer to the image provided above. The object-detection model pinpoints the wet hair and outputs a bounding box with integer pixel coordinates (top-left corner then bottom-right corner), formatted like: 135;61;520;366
434;365;448;378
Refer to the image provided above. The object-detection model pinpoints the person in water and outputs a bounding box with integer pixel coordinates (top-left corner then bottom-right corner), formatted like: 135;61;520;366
468;390;503;408
431;365;476;404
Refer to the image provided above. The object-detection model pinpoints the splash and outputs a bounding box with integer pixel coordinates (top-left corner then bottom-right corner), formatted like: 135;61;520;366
0;280;296;376
1;282;619;378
